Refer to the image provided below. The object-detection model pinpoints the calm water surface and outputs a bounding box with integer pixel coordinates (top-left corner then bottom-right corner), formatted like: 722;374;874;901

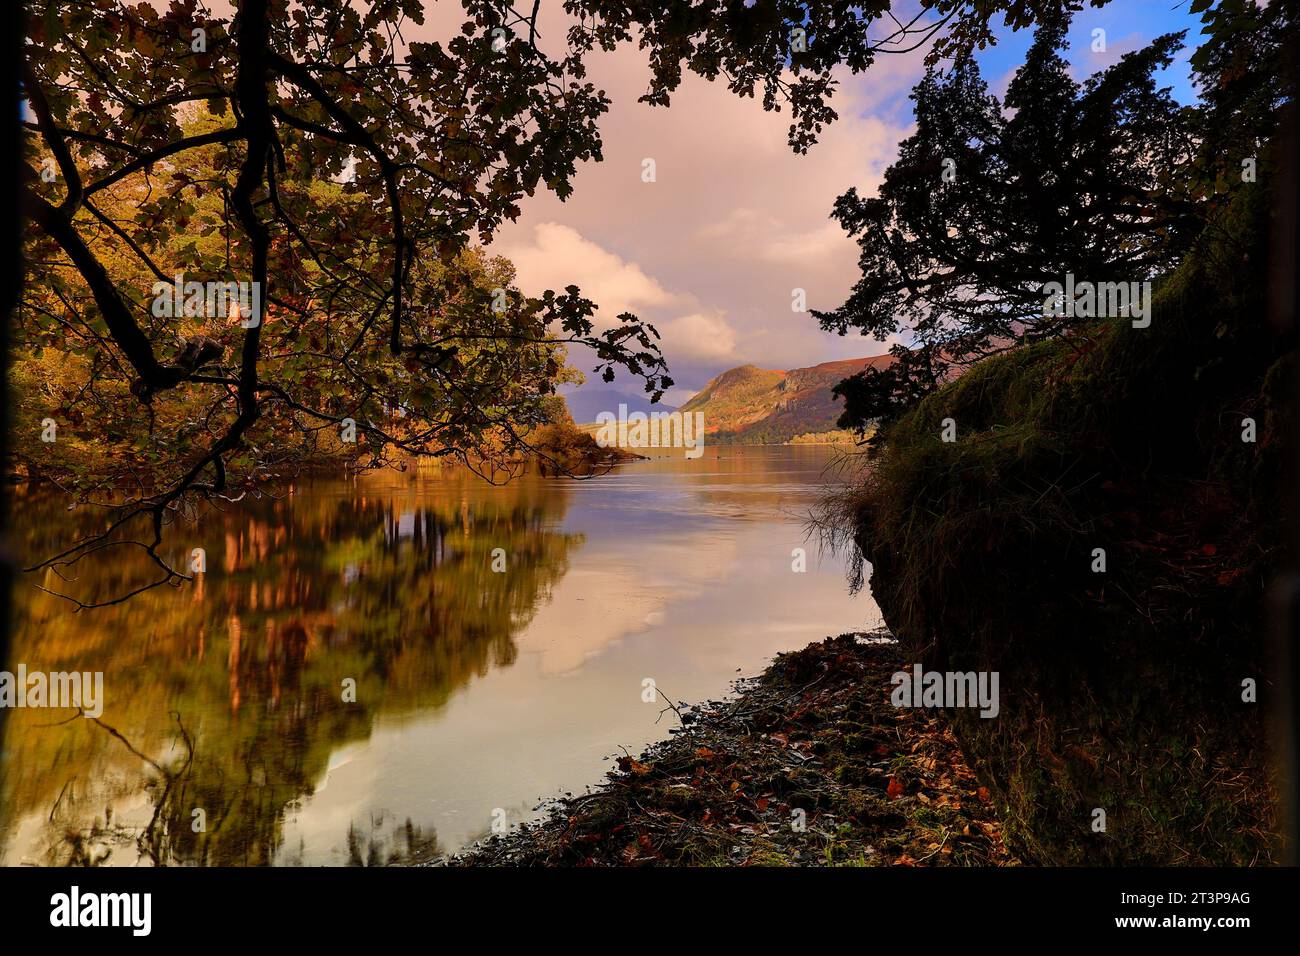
1;445;878;865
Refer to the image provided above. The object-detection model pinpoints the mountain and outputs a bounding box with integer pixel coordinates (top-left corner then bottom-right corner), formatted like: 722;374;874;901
562;388;676;425
678;355;893;443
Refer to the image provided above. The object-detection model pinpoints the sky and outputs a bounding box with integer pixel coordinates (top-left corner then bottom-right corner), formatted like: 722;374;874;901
427;2;1209;408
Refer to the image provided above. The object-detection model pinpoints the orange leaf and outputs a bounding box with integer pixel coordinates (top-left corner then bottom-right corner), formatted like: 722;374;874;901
887;777;904;799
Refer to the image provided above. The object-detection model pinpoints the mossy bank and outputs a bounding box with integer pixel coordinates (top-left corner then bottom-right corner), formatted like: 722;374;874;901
831;170;1290;864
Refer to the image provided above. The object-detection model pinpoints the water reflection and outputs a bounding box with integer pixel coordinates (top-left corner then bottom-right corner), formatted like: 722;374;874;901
2;447;875;865
2;470;579;865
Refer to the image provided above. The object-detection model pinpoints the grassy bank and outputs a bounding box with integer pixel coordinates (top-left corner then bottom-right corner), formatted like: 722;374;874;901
442;633;1017;867
824;176;1289;864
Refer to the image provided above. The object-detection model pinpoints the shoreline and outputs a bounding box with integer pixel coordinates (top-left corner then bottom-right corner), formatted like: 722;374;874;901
435;632;1018;867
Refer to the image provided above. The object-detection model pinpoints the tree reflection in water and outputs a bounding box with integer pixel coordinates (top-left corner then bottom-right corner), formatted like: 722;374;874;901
1;470;579;865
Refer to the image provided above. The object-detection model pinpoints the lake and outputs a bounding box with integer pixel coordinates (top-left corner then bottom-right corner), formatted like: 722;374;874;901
0;445;879;865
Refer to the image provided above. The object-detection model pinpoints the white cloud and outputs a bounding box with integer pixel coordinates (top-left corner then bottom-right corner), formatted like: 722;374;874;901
494;222;686;324
660;311;738;362
494;223;740;365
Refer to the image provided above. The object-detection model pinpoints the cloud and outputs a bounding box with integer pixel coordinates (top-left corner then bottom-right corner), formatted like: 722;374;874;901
662;385;699;407
458;12;926;390
486;56;916;383
696;208;844;265
659;312;738;362
495;222;741;365
759;222;856;267
494;222;686;323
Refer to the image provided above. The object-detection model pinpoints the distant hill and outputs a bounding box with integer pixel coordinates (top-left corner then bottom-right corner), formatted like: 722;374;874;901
678;355;893;444
562;388;676;425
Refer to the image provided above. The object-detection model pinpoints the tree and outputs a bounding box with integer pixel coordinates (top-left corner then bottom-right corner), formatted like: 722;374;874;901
1186;0;1298;199
816;16;1203;428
